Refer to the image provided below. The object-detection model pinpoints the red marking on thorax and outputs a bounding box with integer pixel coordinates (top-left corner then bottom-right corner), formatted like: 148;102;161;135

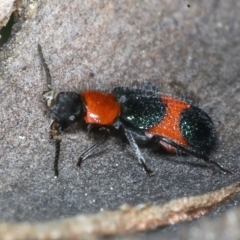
81;91;120;125
147;94;190;147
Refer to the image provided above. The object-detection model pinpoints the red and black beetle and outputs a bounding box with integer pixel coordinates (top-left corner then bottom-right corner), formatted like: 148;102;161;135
38;44;232;177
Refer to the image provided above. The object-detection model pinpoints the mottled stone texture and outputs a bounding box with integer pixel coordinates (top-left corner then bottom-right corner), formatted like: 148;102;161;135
0;0;240;239
0;0;16;28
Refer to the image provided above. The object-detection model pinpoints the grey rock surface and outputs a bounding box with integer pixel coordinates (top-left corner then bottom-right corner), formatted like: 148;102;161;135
0;0;240;239
0;0;16;28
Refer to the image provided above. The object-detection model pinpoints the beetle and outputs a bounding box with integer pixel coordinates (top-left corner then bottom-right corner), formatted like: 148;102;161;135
38;44;232;177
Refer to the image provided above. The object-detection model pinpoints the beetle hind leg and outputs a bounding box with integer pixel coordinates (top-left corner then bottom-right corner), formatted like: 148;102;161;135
154;136;233;175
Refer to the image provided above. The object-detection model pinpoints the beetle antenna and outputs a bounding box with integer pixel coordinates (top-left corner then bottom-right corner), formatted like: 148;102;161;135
38;44;55;108
50;121;62;177
54;140;61;177
38;44;53;91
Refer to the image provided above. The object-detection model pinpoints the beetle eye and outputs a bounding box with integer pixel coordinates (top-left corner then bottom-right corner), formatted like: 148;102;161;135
69;115;75;121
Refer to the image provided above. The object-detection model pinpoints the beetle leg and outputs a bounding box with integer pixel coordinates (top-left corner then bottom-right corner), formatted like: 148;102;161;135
76;127;110;168
155;136;233;175
123;127;155;176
